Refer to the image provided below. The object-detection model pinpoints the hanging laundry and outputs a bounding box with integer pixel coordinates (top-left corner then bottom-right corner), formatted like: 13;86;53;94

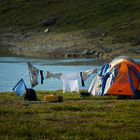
40;70;44;84
82;68;98;81
88;75;101;96
80;72;85;87
12;79;27;96
46;71;62;79
27;62;39;87
61;72;80;93
98;63;110;96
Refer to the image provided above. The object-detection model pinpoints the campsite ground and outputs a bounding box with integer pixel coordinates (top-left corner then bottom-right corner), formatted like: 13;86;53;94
0;91;140;140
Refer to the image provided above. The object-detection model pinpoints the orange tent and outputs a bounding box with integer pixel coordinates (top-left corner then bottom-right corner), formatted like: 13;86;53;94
89;56;140;98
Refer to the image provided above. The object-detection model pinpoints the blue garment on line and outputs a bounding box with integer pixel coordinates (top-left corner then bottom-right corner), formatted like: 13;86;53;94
13;79;26;96
98;64;110;96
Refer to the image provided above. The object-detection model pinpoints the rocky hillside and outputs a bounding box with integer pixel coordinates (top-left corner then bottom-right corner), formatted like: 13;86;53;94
0;0;140;59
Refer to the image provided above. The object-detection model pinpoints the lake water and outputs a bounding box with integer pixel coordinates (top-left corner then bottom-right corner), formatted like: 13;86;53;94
1;57;140;93
0;57;102;92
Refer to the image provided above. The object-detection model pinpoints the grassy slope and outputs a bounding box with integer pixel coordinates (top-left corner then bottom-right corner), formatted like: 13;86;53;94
0;91;140;140
0;0;140;58
0;0;139;30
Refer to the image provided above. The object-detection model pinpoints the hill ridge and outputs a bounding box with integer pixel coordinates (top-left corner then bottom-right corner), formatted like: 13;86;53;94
0;0;140;58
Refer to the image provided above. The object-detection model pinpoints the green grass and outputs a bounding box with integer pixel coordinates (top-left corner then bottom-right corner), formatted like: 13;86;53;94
0;91;140;140
0;0;140;34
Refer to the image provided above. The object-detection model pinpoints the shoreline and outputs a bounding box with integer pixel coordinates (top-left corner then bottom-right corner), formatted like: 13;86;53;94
0;55;140;66
1;31;140;60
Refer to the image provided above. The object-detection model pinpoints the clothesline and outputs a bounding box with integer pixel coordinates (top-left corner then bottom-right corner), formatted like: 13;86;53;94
13;62;98;96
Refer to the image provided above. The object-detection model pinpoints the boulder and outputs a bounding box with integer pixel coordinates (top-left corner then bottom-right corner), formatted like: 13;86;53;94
83;49;95;55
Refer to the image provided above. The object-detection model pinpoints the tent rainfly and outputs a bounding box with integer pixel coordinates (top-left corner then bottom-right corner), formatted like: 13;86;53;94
88;56;140;98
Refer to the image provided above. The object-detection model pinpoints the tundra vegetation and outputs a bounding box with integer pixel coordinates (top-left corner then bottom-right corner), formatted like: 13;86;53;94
0;91;140;140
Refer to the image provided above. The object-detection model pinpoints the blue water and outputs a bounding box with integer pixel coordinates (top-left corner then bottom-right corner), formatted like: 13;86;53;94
0;57;100;92
1;57;140;92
